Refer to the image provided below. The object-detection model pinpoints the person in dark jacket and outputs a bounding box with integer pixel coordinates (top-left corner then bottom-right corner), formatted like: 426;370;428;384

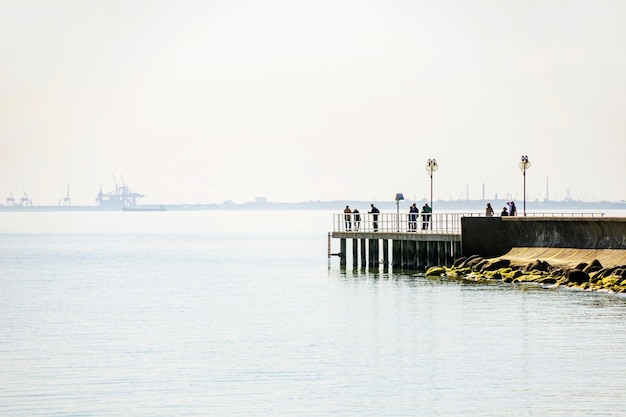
369;204;380;231
343;205;352;230
507;201;517;216
408;203;418;231
352;208;361;231
421;203;432;229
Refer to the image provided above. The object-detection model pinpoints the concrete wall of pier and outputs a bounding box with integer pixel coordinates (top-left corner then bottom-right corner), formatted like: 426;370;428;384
461;217;626;258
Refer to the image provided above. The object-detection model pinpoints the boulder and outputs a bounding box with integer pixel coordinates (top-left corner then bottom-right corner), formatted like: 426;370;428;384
565;269;590;284
575;262;588;271
425;266;446;277
583;259;603;274
482;259;511;271
452;257;467;268
464;256;484;269
524;259;552;273
457;254;482;268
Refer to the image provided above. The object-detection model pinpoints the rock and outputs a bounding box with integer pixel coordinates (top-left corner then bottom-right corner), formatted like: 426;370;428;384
583;259;603;274
482;259;511;271
524;259;552;273
452;257;467;268
458;254;482;268
425;266;446;277
474;259;490;271
565;269;590;284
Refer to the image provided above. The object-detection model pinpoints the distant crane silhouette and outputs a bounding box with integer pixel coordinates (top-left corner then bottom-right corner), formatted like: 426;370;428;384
61;185;71;206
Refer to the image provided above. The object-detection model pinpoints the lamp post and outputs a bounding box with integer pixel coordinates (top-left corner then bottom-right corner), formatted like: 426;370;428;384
425;159;438;211
519;155;531;216
395;193;404;232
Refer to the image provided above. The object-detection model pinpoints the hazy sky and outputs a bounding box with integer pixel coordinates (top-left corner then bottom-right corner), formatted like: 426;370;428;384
1;0;625;205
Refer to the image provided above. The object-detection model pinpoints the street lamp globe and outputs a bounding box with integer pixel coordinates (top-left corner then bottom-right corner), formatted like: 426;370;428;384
425;159;439;176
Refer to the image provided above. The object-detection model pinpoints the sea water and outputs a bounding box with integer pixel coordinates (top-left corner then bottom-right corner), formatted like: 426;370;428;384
1;210;625;417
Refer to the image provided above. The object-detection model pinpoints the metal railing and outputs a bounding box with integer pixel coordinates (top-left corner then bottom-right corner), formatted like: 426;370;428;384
333;212;463;234
333;211;607;234
461;212;606;218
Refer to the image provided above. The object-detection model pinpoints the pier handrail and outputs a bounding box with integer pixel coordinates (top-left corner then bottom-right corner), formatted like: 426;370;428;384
461;212;605;217
333;212;462;234
333;211;607;234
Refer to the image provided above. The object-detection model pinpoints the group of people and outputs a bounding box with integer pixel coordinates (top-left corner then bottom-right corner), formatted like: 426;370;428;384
343;202;432;232
485;201;517;217
408;203;432;231
344;204;379;231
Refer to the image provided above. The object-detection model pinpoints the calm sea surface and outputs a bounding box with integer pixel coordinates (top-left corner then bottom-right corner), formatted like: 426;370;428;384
1;209;625;417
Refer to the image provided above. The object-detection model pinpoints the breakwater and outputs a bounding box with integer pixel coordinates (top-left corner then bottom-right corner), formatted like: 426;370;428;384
432;217;626;293
331;214;626;293
461;216;626;257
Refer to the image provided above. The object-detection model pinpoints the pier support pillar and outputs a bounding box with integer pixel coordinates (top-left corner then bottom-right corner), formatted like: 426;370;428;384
360;238;367;269
417;241;427;271
340;239;347;267
437;241;446;266
383;239;389;270
404;240;417;269
454;241;462;259
368;239;379;269
392;240;401;269
352;239;358;268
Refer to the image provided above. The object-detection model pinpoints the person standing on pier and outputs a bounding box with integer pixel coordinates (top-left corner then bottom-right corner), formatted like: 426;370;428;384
408;203;418;231
486;203;494;217
353;208;361;231
421;203;432;229
507;201;517;216
501;206;509;216
344;205;352;231
369;204;380;231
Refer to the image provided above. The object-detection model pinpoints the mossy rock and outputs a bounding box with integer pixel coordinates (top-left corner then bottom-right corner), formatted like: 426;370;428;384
425;266;446;277
454;267;470;276
502;270;523;282
473;259;491;271
484;270;502;280
524;259;552;273
456;255;481;268
565;269;590;284
601;276;620;287
538;276;558;284
578;282;591;290
481;259;511;271
514;274;541;283
465;256;485;269
452;256;467;268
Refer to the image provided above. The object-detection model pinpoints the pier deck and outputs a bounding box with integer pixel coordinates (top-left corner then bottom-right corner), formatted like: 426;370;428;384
329;212;462;270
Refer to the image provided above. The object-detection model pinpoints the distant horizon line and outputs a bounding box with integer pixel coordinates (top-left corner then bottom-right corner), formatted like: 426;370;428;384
2;197;625;210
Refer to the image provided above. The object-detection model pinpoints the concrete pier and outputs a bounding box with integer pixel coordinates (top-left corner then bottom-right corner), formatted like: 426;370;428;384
332;231;462;271
330;212;463;271
330;211;623;272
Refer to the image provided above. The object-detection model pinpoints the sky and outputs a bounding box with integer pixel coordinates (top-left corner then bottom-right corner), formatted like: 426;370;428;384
1;0;625;206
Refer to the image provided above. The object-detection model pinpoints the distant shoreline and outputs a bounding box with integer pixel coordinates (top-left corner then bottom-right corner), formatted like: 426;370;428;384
1;199;625;212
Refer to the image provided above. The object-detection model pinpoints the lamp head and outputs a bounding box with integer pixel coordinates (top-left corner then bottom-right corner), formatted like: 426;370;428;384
425;158;439;173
